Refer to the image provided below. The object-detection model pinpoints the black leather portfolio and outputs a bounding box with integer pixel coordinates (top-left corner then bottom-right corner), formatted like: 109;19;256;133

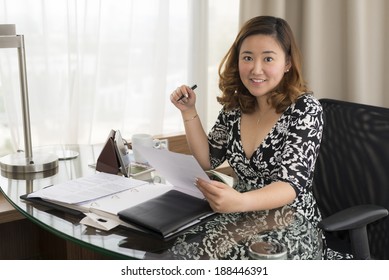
117;190;214;239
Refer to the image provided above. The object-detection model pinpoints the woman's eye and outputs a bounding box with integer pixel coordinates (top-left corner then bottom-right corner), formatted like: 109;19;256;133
264;57;273;62
243;56;253;61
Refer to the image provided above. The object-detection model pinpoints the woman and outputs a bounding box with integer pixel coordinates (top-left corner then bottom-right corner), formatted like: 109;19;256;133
170;16;323;233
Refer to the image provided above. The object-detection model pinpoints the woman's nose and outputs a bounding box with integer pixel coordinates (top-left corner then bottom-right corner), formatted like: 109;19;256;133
251;61;264;75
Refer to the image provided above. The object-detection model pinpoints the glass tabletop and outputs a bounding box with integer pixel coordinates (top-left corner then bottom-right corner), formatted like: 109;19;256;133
0;144;322;260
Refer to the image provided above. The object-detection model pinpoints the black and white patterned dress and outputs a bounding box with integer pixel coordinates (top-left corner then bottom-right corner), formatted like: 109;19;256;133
208;93;323;228
156;94;326;260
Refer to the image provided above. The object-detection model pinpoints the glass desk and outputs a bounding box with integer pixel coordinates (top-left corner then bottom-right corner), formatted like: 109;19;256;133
0;145;322;260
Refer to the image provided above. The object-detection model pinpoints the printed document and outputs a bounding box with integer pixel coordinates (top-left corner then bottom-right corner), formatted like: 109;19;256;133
27;172;147;204
136;145;210;198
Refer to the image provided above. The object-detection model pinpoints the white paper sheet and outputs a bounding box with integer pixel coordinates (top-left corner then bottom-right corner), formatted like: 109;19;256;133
27;172;147;204
135;145;210;198
86;183;173;215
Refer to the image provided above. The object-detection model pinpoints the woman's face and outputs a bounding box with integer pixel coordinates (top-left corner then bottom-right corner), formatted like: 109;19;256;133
238;34;290;99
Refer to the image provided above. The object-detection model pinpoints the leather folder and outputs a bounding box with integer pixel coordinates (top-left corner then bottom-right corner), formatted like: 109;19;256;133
117;189;214;239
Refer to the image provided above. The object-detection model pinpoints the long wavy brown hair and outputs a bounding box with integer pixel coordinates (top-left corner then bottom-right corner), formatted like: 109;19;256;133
218;16;310;114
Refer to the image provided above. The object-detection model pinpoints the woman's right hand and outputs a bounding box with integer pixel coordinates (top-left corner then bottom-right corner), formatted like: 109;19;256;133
171;85;210;169
170;85;197;112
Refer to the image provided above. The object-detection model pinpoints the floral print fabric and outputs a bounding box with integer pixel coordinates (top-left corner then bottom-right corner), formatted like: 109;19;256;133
208;93;324;228
146;206;323;260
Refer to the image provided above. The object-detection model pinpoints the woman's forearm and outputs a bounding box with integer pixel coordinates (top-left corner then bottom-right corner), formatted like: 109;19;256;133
181;109;211;170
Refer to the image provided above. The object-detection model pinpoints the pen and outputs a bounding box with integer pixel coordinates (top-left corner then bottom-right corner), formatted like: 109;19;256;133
177;84;197;102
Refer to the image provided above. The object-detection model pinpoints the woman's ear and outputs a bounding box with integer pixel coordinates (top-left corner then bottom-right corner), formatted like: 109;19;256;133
285;57;292;73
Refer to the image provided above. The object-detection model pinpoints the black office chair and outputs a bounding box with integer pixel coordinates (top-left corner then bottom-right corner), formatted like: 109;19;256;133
312;99;389;259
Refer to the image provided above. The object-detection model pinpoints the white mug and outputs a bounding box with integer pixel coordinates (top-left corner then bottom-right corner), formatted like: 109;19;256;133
131;134;168;164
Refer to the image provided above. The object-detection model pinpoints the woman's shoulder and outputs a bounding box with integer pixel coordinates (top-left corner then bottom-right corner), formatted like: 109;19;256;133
290;92;322;114
213;106;241;127
296;92;321;106
219;106;241;118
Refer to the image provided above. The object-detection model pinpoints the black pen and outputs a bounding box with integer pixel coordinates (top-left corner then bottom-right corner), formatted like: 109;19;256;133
177;84;197;102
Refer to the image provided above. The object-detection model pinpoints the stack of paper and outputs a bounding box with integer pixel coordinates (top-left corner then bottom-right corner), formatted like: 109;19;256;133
23;147;220;237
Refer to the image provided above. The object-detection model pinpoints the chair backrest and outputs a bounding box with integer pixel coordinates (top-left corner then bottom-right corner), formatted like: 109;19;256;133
313;99;389;259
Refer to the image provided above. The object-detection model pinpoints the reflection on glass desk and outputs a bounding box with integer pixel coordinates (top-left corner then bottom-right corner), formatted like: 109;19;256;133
0;145;322;260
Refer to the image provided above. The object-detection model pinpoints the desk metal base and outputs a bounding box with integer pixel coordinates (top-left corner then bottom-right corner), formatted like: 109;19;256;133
0;151;58;174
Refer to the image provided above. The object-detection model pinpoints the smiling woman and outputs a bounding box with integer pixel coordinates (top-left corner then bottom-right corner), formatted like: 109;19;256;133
0;0;239;154
170;15;325;257
238;34;290;103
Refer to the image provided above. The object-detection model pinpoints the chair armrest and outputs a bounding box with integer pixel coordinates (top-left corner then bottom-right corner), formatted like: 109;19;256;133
318;204;388;232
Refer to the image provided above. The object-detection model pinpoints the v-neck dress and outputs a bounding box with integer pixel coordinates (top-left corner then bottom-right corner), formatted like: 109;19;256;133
208;93;324;228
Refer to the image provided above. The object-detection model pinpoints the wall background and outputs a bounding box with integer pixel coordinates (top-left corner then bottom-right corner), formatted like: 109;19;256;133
240;0;389;107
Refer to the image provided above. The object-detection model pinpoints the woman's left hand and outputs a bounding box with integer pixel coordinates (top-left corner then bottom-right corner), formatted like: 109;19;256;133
196;178;245;213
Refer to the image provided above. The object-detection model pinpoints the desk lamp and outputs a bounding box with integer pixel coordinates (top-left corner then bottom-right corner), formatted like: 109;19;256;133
0;24;58;175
